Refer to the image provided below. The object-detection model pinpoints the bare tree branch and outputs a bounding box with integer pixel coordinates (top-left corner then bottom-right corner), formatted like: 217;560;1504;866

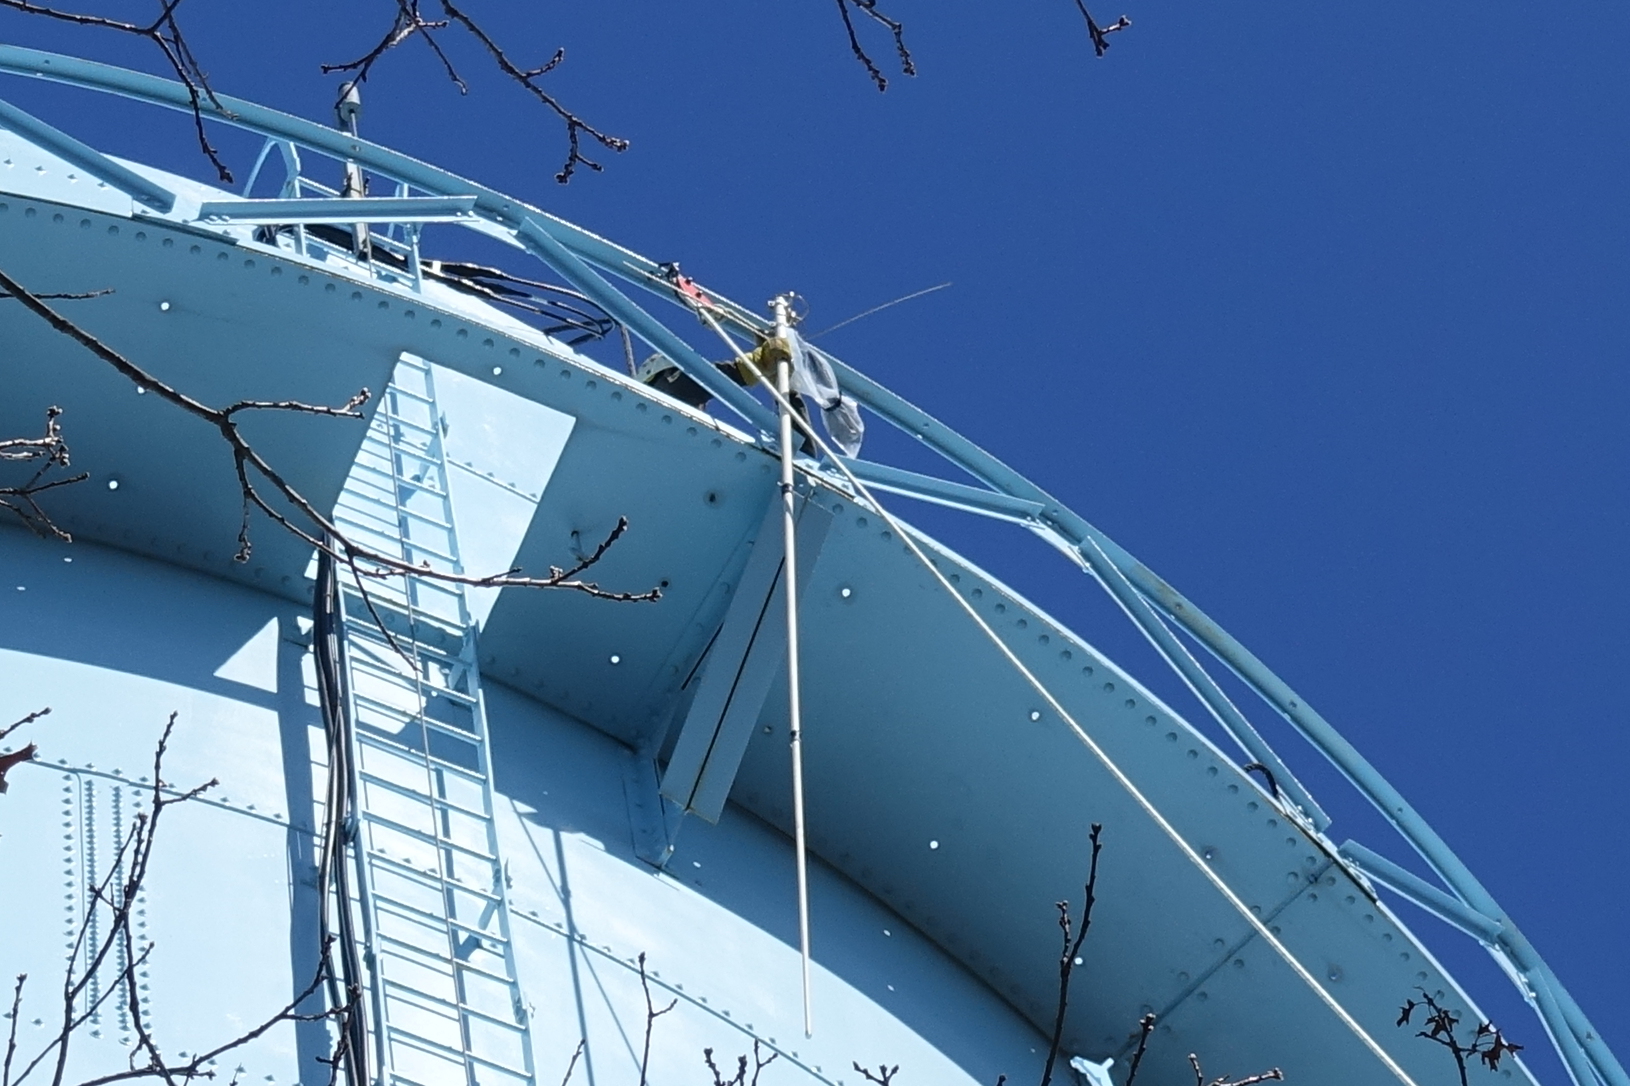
0;265;661;603
635;953;675;1086
3;0;1129;188
1187;1053;1283;1086
1398;990;1522;1086
0;708;49;748
0;0;233;181
832;0;914;92
2;975;23;1086
1039;823;1102;1086
703;1040;776;1086
556;1038;585;1086
3;713;359;1086
1068;0;1132;57
323;1;627;184
703;1049;744;1086
0;290;113;302
0;407;86;542
1122;1013;1156;1086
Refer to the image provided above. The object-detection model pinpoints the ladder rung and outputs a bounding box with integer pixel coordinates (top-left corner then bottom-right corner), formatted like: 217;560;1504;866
348;458;450;498
369;849;502;903
351;665;473;697
385;1072;444;1086
396;506;456;533
385;1073;439;1086
349;449;439;480
349;673;479;714
373;902;507;953
381;980;526;1033
344;647;478;696
394;541;460;567
374;906;508;958
385;1027;530;1079
360;770;493;821
350;700;483;751
336;505;455;543
333;494;403;526
362;455;445;487
341;641;472;681
375;927;515;986
343;614;470;659
360;430;439;459
384;382;435;405
371;604;467;637
367;852;503;906
375;941;518;1002
362;811;499;865
336;531;454;565
357;732;486;784
349;695;481;736
379;413;440;439
373;903;509;955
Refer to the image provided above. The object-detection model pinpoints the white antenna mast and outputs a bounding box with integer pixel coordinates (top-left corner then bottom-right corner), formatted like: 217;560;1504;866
772;293;815;1038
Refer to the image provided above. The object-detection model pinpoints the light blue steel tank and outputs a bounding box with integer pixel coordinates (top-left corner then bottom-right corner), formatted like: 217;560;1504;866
0;48;1620;1086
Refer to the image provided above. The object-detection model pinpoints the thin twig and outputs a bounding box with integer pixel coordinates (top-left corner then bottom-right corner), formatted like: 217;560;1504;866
557;1039;586;1086
2;975;23;1086
1068;0;1132;57
1123;1013;1156;1086
0;407;87;541
0;289;114;301
0;708;48;746
0;0;234;180
703;1049;744;1086
749;1041;777;1086
635;954;676;1086
323;2;627;183
1039;823;1103;1086
7;714;358;1086
832;0;914;91
703;1040;776;1086
1187;1053;1284;1086
1398;989;1522;1085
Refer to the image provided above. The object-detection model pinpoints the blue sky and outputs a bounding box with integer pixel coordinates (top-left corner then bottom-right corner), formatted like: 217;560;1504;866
2;3;1625;1081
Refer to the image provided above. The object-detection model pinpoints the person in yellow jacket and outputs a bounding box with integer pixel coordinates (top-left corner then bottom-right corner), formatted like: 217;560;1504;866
637;334;818;453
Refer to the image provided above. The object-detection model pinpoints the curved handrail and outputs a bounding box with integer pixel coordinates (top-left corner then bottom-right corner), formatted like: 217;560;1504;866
0;45;1618;1086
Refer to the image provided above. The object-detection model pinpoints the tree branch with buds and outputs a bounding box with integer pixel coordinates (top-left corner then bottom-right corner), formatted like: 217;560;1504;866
1;712;361;1086
1398;989;1522;1086
0;0;233;182
0;408;87;542
0;265;660;604
323;1;627;183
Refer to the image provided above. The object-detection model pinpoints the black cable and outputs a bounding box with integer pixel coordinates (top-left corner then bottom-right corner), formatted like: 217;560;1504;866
313;546;370;1086
1242;761;1282;802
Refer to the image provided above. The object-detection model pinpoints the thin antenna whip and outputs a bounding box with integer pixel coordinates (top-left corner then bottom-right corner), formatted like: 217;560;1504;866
809;281;951;339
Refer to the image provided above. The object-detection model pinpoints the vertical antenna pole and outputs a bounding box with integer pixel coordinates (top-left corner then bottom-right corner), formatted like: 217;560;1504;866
335;82;370;260
773;294;815;1038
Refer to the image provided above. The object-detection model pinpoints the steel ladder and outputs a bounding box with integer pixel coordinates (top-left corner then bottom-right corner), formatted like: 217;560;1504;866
329;353;536;1086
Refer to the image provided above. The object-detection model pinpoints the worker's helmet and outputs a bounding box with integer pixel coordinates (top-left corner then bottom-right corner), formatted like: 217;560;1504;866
636;353;677;384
